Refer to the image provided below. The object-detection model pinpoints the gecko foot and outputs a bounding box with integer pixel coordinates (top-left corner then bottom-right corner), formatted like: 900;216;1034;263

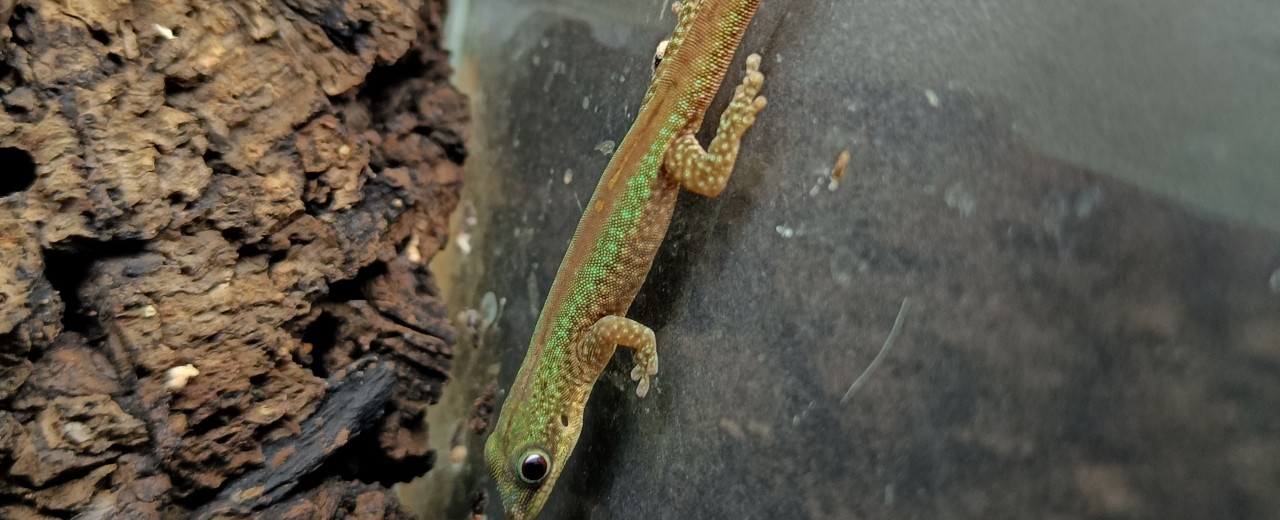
631;349;659;398
585;316;659;398
664;52;768;197
737;53;768;115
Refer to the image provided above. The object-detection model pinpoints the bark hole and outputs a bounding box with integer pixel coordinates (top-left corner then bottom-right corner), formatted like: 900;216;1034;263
0;147;35;196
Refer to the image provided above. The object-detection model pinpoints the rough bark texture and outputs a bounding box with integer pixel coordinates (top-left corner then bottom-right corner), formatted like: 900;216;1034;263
0;0;466;517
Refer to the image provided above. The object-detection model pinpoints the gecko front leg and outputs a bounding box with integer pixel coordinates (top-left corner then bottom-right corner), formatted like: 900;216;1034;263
581;315;659;397
665;53;768;197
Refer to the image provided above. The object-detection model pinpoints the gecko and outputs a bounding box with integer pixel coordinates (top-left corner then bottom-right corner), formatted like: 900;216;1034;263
484;1;767;518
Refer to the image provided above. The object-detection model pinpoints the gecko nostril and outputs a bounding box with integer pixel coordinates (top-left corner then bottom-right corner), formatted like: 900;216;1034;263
560;413;570;427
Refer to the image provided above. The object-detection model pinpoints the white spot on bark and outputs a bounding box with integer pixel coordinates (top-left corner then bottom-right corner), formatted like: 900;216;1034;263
166;364;200;391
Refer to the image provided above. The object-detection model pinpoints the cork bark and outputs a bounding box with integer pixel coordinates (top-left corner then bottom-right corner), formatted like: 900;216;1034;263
0;0;466;517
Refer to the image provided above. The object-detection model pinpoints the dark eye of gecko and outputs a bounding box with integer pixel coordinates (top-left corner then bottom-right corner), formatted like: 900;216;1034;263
518;450;551;484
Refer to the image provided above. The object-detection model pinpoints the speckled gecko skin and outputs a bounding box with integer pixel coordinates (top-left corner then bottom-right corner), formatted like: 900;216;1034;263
484;1;766;517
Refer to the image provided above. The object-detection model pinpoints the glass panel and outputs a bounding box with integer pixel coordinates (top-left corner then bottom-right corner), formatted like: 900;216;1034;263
412;1;1280;518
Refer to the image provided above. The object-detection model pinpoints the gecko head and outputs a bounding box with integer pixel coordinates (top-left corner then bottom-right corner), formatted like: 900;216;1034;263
484;390;584;520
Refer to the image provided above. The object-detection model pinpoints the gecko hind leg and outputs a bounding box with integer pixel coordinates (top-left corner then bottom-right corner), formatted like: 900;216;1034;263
665;53;768;197
584;316;659;397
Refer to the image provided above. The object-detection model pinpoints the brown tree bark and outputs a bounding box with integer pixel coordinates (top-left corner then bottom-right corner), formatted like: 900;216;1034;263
0;0;466;518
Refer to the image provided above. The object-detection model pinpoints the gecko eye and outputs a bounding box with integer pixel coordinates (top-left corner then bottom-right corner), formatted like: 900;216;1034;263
518;449;551;484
